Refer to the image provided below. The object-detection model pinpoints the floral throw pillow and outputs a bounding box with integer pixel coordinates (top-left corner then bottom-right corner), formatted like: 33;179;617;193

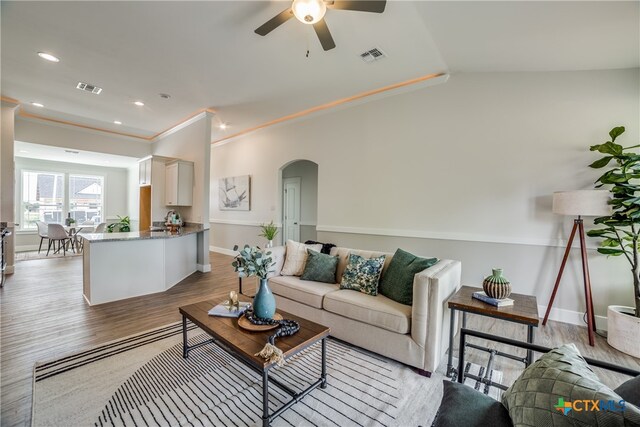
339;253;386;296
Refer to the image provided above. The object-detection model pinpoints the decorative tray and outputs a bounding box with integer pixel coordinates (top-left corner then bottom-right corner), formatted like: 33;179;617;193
237;312;283;331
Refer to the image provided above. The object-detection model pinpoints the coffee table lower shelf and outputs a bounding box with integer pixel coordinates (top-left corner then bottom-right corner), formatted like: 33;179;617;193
180;310;328;427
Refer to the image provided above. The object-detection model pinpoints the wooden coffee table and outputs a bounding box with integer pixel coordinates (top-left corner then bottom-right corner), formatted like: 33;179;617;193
179;298;330;427
446;285;539;390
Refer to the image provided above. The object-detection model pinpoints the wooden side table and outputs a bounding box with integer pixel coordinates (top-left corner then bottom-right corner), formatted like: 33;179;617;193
446;285;539;389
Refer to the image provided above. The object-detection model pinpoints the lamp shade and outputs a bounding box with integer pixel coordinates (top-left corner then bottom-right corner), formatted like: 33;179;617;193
552;190;611;217
292;0;327;24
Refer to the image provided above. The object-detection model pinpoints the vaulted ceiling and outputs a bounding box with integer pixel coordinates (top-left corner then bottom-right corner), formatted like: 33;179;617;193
2;1;638;143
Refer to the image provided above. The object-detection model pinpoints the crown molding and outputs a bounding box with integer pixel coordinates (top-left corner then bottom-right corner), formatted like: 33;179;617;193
10;100;216;142
210;72;448;145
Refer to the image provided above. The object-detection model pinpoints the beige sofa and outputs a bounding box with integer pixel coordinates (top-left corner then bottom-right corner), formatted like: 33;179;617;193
267;245;462;375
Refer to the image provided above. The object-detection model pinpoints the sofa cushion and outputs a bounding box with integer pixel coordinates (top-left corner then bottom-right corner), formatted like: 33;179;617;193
614;375;640;408
280;240;322;276
432;380;513;427
379;248;438;306
331;247;393;284
323;289;411;334
269;275;338;309
340;253;386;296
300;250;338;284
502;343;640;426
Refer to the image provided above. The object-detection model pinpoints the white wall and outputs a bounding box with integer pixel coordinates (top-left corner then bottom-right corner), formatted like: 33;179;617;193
151;114;212;225
15;117;151;158
210;69;640;323
13;157;130;249
1;101;19;273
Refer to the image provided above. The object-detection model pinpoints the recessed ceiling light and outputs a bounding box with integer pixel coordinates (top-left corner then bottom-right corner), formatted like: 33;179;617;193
37;52;60;62
134;101;145;106
218;123;228;130
19;150;29;153
31;102;44;107
113;120;122;125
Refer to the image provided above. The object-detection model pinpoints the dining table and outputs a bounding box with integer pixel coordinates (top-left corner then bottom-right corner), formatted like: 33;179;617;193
63;224;95;252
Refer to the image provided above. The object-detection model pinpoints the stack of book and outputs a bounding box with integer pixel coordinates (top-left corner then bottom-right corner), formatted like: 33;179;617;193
472;291;514;307
208;301;251;317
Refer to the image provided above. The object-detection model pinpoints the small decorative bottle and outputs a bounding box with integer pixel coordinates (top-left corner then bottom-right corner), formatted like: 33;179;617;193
483;268;512;299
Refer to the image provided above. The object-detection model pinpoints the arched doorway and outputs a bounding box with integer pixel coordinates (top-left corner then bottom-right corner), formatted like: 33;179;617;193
280;160;318;243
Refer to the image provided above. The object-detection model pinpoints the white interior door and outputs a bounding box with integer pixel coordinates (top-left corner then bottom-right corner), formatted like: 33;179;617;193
283;177;301;242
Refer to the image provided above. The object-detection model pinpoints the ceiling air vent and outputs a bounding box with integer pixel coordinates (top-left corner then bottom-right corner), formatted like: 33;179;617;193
76;82;103;95
360;48;386;63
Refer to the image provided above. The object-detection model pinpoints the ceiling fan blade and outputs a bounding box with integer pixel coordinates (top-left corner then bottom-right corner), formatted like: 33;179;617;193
313;19;336;51
326;1;386;13
254;7;294;36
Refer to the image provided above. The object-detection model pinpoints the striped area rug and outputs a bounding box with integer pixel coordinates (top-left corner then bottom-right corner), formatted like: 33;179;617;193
32;322;502;427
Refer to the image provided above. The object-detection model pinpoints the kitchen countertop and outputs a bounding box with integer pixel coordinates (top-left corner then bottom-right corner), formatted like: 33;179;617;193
81;224;209;243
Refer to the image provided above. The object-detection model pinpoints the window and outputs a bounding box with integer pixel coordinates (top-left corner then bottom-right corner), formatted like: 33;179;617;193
21;171;64;230
20;171;104;230
69;175;104;225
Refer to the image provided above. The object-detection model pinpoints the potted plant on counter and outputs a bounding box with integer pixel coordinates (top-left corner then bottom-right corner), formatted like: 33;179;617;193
259;221;279;248
107;215;131;233
587;125;640;358
231;245;276;319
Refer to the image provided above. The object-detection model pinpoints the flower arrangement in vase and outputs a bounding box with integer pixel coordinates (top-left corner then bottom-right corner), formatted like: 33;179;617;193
231;245;276;318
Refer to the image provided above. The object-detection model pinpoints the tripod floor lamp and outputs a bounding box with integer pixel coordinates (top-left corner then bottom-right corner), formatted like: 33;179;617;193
542;190;611;346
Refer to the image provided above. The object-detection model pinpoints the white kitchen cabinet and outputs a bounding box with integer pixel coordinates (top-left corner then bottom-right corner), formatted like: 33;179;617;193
138;157;152;186
165;160;193;206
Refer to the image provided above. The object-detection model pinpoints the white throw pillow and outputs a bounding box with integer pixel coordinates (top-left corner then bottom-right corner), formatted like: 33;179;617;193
280;240;323;276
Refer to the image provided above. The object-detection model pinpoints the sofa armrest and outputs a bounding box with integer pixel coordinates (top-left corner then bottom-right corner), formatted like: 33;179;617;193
411;259;461;373
266;245;286;278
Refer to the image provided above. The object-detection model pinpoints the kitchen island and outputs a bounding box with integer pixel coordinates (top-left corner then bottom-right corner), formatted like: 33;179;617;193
82;224;209;305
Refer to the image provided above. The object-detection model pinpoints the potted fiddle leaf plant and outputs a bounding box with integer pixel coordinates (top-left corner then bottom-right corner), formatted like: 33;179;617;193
259;221;279;248
232;245;276;319
587;125;640;358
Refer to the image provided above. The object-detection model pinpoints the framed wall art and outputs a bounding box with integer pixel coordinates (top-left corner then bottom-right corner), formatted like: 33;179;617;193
218;175;251;211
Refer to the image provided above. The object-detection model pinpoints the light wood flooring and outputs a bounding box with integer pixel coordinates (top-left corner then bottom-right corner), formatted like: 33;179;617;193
2;253;639;426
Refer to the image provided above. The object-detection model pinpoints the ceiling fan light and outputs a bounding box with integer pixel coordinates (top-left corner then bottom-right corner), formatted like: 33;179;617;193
292;0;327;25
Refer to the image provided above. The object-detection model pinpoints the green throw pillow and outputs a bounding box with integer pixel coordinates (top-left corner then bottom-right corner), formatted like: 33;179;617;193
339;253;385;296
432;380;513;427
502;344;640;426
300;249;338;284
615;375;640;408
378;248;437;305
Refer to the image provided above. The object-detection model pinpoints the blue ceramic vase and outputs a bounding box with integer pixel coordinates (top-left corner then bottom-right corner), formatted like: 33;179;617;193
254;278;276;319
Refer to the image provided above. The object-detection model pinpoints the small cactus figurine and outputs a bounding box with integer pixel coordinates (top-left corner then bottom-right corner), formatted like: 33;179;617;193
483;268;512;299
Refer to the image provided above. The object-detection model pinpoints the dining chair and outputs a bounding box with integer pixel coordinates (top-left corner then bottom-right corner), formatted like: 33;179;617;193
94;222;107;233
47;224;73;256
35;221;50;254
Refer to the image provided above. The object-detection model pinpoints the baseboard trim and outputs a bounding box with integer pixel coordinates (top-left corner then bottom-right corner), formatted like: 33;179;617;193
196;263;212;273
16;244;40;252
538;304;608;331
210;246;236;256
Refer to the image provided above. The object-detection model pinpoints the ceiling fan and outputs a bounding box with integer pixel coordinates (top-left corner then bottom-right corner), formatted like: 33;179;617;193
254;0;387;51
